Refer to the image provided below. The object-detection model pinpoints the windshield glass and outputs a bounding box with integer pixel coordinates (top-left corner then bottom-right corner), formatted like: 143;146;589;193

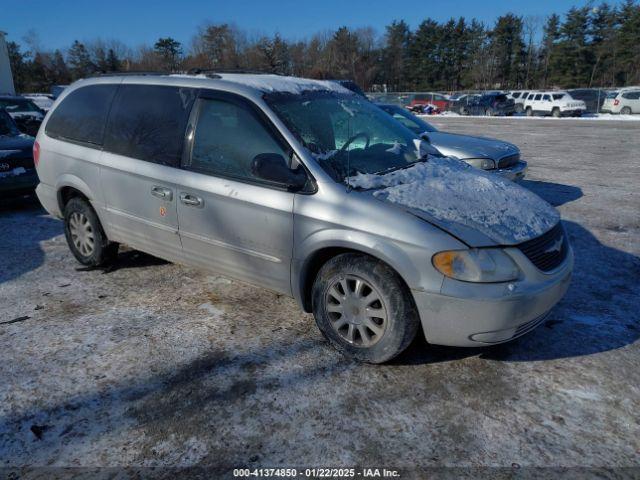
0;110;20;136
0;98;41;113
265;91;440;182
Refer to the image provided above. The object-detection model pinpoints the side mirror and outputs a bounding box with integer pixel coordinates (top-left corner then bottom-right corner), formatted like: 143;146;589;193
251;153;307;190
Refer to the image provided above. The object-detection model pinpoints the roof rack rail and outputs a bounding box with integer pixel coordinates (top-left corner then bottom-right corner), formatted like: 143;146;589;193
95;71;172;77
187;68;284;77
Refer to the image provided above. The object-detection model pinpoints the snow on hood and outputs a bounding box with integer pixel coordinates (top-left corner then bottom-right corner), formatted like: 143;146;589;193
348;158;560;245
217;74;352;95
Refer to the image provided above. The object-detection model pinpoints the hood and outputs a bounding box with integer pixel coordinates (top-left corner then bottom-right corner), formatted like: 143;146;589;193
348;158;559;247
425;131;518;161
0;134;34;155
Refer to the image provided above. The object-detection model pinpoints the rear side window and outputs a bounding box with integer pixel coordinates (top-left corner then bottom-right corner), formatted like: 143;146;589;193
552;94;564;100
103;85;197;166
534;94;542;100
622;91;640;99
45;84;118;145
543;95;551;101
512;92;521;99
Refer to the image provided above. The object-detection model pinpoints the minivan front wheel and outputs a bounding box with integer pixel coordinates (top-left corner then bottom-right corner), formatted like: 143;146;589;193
63;197;118;267
312;253;419;363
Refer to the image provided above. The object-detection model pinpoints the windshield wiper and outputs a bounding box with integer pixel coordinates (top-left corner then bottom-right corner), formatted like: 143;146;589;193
375;155;431;175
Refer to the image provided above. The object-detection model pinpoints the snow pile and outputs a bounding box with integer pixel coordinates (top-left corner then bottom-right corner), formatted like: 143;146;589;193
348;158;560;243
218;74;351;95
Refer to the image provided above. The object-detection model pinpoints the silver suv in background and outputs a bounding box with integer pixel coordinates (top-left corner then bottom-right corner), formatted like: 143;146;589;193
35;74;573;363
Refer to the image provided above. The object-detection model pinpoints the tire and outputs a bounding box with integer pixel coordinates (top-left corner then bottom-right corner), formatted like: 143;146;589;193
485;108;494;116
311;253;419;363
621;106;632;115
525;107;533;116
552;107;561;118
63;197;118;267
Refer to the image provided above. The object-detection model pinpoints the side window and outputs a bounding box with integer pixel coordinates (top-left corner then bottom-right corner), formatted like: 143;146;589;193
187;98;290;183
534;94;542;101
103;85;196;166
543;95;551;101
623;91;640;99
45;84;118;145
433;94;446;101
512;92;520;99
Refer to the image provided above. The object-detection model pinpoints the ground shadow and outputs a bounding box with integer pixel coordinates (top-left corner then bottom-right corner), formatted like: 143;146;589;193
0;196;62;285
519;180;583;207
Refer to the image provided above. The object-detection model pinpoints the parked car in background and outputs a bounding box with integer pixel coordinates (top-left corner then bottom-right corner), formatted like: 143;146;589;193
601;87;640;114
23;93;55;111
506;90;531;113
464;93;515;116
405;92;449;113
567;88;607;113
523;91;586;117
51;85;68;99
377;104;527;182
35;73;571;363
0;109;38;198
447;94;480;115
0;95;45;136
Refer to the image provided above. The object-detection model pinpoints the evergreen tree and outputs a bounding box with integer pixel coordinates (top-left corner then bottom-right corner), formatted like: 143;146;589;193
540;14;561;88
550;7;592;87
615;0;640;85
67;40;95;80
6;41;29;92
488;14;526;88
154;37;182;71
382;20;411;91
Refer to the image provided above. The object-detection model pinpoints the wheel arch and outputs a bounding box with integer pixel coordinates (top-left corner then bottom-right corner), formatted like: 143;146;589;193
294;239;421;313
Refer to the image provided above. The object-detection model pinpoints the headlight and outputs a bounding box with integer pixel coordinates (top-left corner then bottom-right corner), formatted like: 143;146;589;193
432;248;520;283
465;158;496;170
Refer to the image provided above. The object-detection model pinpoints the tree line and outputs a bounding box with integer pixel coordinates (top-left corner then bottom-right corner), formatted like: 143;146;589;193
7;0;640;94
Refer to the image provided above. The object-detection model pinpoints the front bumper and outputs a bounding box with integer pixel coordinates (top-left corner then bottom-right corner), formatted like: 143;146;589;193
411;245;573;347
494;160;527;182
0;168;39;197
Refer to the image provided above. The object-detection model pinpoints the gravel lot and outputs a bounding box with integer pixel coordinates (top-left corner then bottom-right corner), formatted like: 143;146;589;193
1;117;639;477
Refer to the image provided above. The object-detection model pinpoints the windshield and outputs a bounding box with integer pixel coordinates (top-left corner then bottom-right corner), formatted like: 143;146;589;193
0;110;20;136
377;105;438;135
265;91;441;182
0;98;42;114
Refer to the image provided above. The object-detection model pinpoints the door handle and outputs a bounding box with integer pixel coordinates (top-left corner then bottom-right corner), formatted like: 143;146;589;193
151;186;173;201
180;192;203;207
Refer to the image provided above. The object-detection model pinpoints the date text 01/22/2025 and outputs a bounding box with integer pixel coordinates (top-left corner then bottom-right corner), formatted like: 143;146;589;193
233;468;401;478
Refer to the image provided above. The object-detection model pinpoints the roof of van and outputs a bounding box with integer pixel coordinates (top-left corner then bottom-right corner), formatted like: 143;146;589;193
83;72;353;97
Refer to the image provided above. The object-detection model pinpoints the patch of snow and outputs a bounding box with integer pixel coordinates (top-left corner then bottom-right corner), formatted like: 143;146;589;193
311;149;339;161
348;158;560;244
385;141;402;155
198;302;224;318
421;113;640;121
217;74;351;95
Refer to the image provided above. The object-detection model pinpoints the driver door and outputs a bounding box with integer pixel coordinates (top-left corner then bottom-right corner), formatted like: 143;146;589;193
175;91;297;294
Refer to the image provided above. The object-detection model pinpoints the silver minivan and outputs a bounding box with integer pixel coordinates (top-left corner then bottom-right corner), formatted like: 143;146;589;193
35;73;573;363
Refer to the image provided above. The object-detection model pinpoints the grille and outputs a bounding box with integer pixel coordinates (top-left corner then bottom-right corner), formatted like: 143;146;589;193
517;223;568;272
498;153;520;168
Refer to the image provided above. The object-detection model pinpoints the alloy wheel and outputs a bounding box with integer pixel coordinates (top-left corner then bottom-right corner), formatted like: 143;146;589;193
69;211;95;257
325;275;388;347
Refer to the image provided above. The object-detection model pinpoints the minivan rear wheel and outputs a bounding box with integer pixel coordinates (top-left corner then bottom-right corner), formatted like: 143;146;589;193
311;253;419;363
63;197;118;267
621;106;632;115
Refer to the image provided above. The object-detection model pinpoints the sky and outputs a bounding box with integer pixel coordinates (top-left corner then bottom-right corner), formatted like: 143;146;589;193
1;0;624;51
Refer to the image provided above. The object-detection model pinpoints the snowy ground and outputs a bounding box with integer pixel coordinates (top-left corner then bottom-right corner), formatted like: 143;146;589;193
1;117;639;478
431;111;640;121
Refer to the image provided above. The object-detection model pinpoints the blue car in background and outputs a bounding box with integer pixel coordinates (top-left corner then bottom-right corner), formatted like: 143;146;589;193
0;109;38;198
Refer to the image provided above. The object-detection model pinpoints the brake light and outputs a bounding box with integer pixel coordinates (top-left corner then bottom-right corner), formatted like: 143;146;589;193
613;99;620;106
33;141;40;167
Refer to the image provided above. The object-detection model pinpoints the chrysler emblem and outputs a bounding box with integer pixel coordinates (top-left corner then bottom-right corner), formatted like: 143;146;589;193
544;237;563;254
